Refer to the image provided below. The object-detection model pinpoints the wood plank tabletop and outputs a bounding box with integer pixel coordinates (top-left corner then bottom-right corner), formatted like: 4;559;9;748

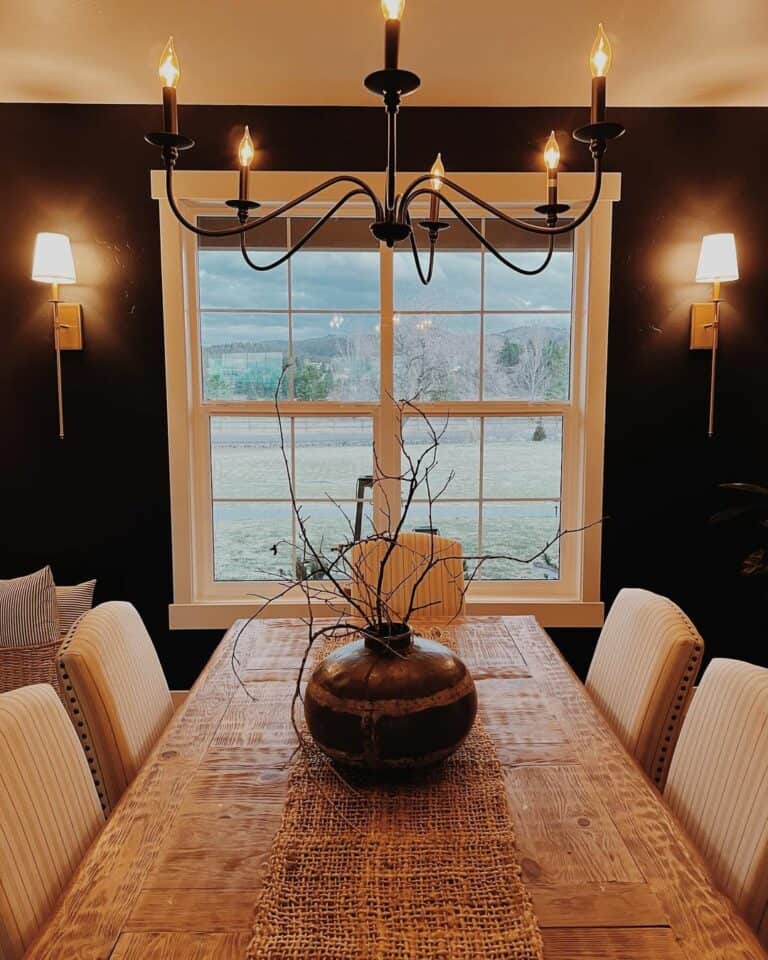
26;616;767;960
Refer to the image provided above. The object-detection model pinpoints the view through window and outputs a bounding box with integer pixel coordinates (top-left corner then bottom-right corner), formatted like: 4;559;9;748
198;215;572;584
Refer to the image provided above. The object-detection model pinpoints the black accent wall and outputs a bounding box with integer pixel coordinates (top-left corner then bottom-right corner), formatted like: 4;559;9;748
2;104;766;687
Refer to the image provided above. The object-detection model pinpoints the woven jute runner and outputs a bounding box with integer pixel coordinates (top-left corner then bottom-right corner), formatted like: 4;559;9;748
246;629;544;960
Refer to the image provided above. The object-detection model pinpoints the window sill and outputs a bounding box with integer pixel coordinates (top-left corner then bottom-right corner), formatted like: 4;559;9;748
168;598;604;630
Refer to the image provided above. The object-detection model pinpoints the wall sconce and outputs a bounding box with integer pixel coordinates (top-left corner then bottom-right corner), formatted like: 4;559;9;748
690;233;739;437
31;233;83;439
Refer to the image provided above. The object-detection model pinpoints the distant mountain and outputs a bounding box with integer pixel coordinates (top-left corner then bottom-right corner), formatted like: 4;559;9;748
485;324;570;344
202;322;569;361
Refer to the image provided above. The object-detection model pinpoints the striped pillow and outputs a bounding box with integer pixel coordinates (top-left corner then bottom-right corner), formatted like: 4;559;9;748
55;580;97;636
0;567;60;648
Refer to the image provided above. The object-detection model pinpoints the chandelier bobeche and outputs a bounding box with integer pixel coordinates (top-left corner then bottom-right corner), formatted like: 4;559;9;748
145;1;625;283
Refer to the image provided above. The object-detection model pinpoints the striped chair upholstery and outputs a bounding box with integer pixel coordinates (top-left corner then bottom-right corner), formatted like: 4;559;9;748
348;532;465;623
665;659;768;945
586;588;704;789
0;685;103;960
58;602;173;815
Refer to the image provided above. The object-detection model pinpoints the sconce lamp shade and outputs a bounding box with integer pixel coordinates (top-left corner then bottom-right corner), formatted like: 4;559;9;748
32;232;77;285
696;233;739;284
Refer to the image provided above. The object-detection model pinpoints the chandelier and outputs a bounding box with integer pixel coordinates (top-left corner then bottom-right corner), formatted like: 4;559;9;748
145;1;625;283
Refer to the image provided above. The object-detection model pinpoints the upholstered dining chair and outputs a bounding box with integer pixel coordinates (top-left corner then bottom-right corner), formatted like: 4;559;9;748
58;601;174;815
664;659;768;946
348;532;465;623
585;588;704;789
0;684;103;960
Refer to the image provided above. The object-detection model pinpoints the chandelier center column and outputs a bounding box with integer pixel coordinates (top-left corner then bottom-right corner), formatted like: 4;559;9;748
385;90;400;220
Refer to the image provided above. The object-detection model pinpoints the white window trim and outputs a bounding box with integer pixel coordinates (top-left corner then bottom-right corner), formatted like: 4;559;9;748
152;169;620;629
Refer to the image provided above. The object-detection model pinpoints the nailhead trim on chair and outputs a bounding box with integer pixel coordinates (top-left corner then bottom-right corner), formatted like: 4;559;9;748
57;619;110;814
650;600;704;791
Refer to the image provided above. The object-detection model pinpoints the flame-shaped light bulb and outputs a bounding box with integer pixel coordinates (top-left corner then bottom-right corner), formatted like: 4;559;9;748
381;0;405;19
590;23;612;78
430;153;445;192
544;131;560;171
238;126;255;168
159;36;180;88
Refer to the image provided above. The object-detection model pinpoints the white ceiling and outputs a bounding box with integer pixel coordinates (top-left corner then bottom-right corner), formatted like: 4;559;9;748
2;0;767;107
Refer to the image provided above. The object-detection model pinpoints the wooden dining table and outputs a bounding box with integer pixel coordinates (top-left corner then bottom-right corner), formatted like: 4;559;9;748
27;615;767;959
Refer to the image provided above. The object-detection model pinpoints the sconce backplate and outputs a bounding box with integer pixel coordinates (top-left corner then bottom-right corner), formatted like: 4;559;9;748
690;302;716;350
56;303;84;350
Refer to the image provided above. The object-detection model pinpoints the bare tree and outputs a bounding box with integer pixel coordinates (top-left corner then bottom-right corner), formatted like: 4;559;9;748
394;318;478;401
516;332;554;403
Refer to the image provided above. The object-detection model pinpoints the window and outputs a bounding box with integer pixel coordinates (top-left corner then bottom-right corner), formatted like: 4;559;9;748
155;171;619;627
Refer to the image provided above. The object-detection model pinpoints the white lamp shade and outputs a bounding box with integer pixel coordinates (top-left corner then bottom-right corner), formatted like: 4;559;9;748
695;233;739;284
31;232;76;284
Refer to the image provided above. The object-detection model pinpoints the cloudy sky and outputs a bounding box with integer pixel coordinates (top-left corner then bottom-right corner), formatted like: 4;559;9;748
198;244;573;347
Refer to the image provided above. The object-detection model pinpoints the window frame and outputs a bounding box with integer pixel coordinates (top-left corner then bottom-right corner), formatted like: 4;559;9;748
153;169;620;629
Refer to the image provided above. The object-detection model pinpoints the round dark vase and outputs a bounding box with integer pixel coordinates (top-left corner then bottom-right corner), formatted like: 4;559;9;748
304;622;477;769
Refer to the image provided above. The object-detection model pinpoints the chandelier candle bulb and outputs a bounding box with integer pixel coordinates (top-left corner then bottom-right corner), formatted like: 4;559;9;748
589;23;612;124
158;36;180;134
382;0;405;70
429;153;444;221
544;131;560;206
238;125;255;201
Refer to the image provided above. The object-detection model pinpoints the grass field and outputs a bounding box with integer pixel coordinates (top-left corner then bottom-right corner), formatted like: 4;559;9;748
211;418;563;582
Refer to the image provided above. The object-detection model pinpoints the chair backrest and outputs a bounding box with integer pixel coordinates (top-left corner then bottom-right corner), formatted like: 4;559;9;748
348;532;465;623
0;684;103;960
585;588;704;788
664;658;768;945
58;601;173;814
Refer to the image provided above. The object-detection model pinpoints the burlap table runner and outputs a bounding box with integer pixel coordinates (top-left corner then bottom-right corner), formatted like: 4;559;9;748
246;629;544;960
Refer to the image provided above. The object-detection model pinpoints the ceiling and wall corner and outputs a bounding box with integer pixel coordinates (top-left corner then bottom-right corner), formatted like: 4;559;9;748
2;0;768;107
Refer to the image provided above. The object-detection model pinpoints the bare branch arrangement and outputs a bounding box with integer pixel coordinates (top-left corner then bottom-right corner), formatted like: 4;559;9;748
231;362;604;756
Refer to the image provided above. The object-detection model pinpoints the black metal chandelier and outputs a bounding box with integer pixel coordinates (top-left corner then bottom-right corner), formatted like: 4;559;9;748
146;1;625;283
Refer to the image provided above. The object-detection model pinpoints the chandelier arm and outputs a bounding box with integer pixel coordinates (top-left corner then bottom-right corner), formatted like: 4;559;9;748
238;189;370;271
404;212;436;285
398;162;603;236
405;190;556;275
403;190;556;274
163;165;383;238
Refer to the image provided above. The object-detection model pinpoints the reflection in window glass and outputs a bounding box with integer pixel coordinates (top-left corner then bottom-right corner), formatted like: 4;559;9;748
201;313;289;401
293;314;379;401
483;314;571;401
394;314;480;401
